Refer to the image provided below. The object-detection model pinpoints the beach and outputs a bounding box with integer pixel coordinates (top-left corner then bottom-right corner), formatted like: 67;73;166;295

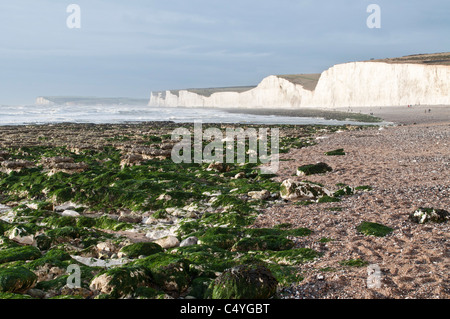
0;106;448;299
256;119;450;299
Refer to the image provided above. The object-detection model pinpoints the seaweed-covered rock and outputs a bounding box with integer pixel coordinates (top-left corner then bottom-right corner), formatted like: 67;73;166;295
296;163;332;176
0;220;13;236
231;236;295;252
325;149;346;156
0;267;38;293
118;242;163;259
0;246;42;264
409;208;450;224
333;186;354;197
35;234;52;251
90;266;152;298
357;222;394;237
211;264;278;299
280;180;331;201
198;228;242;250
132;253;191;296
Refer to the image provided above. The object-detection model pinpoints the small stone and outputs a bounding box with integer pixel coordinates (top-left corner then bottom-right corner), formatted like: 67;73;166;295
248;190;271;200
118;211;142;223
61;210;80;217
180;236;198;247
234;172;246;179
26;288;46;299
154;236;180;249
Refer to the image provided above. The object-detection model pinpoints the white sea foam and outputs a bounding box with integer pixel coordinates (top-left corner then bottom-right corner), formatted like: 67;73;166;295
0;104;382;126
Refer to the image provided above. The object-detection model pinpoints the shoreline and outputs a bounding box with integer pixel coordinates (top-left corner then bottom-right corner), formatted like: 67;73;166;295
221;105;450;125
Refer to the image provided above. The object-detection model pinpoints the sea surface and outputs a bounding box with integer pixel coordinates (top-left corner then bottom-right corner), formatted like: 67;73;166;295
0;104;380;126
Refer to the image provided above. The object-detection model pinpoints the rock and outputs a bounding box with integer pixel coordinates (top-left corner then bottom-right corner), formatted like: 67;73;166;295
234;172;246;179
0;267;38;293
133;254;191;296
54;202;82;213
0;246;42;264
247;190;271;200
89;267;152;298
207;162;225;172
146;228;178;241
211;264;278;299
409;208;450;224
118;211;142;224
61;210;80;217
118;242;164;259
280;179;331;200
0;204;12;214
154;236;180;249
180;236;198;247
231;236;295;252
120;154;144;168
7;226;36;245
1;160;34;172
325;149;346;156
297;162;332;176
26;288;46;299
357;221;394;237
156;194;172;201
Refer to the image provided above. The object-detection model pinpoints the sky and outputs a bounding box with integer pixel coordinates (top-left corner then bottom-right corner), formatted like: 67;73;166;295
0;0;449;105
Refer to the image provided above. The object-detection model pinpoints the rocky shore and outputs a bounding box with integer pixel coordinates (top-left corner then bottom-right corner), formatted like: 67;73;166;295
0;118;448;299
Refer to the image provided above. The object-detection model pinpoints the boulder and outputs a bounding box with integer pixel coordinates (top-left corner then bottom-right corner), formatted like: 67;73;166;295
154;236;180;249
0;246;42;264
7;226;36;246
132;253;191;296
296;162;332;176
89;266;152;298
280;179;331;200
211;264;278;299
118;242;164;259
61;210;80;217
180;236;198;248
409;208;450;224
247;190;271;200
0;267;37;293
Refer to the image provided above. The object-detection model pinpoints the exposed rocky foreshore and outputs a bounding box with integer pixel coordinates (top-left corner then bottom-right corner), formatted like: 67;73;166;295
0;119;448;299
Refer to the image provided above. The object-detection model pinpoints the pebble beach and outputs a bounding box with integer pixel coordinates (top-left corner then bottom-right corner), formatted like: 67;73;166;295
0;106;448;300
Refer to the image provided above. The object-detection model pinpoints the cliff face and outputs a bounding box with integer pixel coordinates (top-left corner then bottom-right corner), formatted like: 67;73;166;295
148;57;450;108
149;75;315;109
312;62;450;107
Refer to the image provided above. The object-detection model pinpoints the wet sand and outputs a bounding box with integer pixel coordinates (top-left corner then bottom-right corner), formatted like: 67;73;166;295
224;105;450;125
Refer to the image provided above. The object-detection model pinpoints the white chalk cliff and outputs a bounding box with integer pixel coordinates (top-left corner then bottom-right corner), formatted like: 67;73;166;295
149;54;450;108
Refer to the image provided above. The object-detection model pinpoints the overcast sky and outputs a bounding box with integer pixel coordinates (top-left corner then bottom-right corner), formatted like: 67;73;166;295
0;0;449;104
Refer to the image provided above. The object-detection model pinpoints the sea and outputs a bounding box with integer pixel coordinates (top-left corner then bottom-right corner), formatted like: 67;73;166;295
0;104;381;126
